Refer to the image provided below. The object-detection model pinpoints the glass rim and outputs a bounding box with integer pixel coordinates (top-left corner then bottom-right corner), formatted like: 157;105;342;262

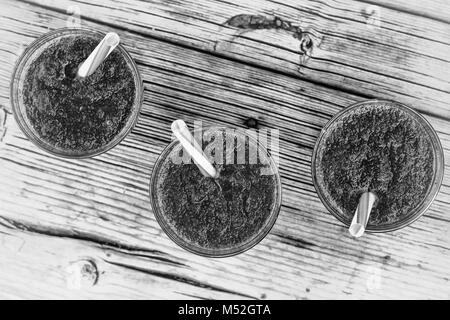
311;99;444;233
10;28;144;159
149;126;283;257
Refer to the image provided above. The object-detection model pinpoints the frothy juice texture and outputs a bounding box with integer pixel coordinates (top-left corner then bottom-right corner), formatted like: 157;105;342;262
315;103;435;227
153;129;279;255
22;34;136;154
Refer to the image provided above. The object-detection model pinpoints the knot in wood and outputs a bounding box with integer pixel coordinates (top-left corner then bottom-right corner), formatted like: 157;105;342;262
66;259;98;289
244;117;259;129
299;34;313;56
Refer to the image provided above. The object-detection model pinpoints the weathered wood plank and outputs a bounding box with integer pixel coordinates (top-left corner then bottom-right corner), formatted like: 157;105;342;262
0;223;251;299
0;0;449;299
19;0;450;120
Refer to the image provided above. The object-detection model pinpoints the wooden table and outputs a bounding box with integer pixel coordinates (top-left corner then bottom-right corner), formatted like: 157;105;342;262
0;0;449;299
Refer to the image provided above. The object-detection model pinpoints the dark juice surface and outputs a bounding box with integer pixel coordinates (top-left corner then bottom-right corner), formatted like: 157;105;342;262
154;130;279;253
23;34;136;153
315;103;435;227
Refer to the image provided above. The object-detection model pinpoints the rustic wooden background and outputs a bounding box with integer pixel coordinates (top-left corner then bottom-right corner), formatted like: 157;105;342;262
0;0;449;299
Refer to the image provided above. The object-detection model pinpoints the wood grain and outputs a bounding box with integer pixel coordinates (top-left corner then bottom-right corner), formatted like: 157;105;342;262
0;0;449;299
19;0;450;120
0;223;247;299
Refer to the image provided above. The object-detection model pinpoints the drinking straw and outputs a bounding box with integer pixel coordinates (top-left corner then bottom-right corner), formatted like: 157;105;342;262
349;191;377;238
77;32;120;78
171;120;219;178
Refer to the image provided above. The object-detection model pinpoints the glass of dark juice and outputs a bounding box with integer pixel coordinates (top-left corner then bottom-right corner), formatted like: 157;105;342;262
312;100;444;232
150;127;282;257
10;28;143;158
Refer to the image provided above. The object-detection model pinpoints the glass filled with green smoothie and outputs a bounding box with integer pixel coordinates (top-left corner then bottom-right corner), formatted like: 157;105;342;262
312;100;444;232
150;126;282;257
10;28;143;158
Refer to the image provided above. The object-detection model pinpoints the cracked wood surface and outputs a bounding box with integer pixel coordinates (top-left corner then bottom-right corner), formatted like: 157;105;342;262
17;0;450;120
0;0;449;299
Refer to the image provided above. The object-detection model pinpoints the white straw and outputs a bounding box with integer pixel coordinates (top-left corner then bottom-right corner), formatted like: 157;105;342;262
77;32;120;78
171;120;218;178
349;191;377;238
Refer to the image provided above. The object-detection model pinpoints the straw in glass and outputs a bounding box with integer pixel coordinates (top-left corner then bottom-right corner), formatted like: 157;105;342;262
171;120;218;178
77;32;120;78
349;191;377;237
